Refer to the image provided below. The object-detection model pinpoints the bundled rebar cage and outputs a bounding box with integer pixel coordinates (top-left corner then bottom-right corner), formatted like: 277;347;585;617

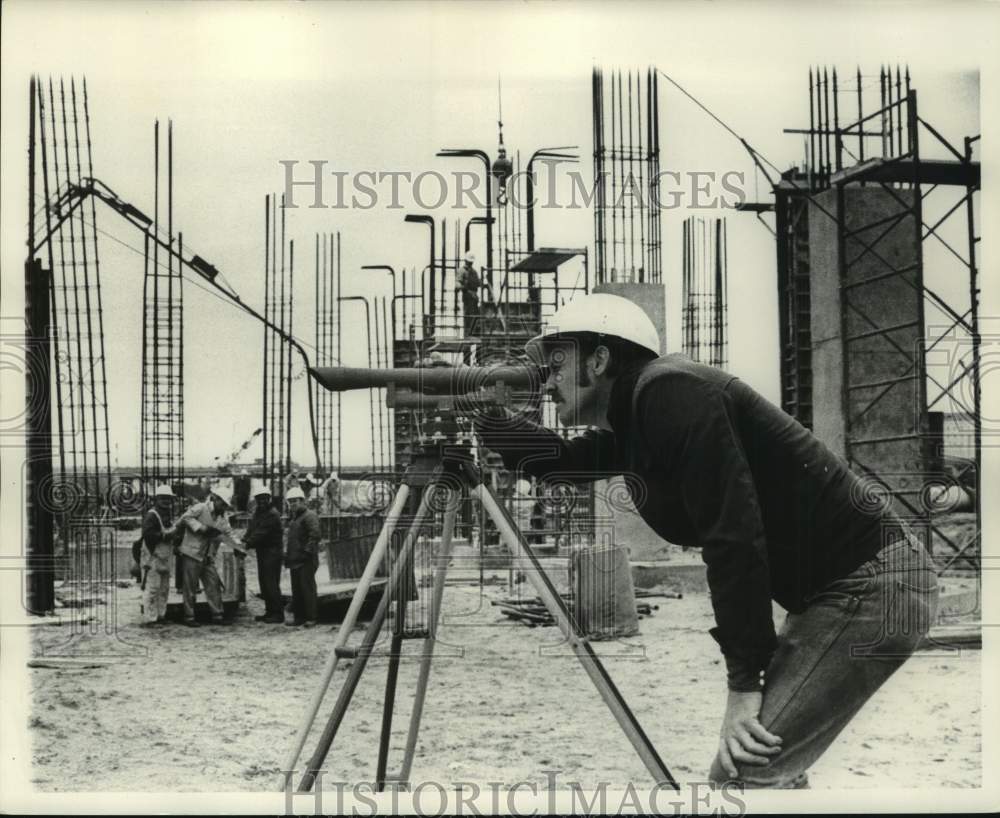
140;119;184;494
262;194;294;489
681;216;728;368
592;66;662;284
31;75;113;519
314;232;341;471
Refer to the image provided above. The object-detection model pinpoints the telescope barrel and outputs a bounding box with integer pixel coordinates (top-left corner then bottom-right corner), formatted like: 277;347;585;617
310;365;544;394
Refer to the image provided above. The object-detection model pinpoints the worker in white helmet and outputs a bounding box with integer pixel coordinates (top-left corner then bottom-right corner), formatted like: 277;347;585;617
139;484;179;626
319;472;342;515
243;481;285;623
475;292;937;789
283;486;321;627
176;484;236;626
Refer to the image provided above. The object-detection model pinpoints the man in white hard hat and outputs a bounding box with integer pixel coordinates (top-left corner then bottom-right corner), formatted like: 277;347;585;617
139;484;179;626
283;486;321;627
176;484;236;627
319;472;341;516
475;292;937;789
243;481;285;623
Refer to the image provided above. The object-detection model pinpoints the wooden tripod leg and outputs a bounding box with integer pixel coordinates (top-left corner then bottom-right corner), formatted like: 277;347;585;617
280;483;411;780
473;483;679;791
297;474;440;792
395;492;459;785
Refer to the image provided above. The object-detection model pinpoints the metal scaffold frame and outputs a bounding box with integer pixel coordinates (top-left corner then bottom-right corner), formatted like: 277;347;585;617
779;65;981;574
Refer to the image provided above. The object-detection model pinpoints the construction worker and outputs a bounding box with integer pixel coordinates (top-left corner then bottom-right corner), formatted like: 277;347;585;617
140;484;178;626
284;486;320;627
243;481;285;623
319;472;342;515
474;292;938;789
457;252;481;340
177;484;235;627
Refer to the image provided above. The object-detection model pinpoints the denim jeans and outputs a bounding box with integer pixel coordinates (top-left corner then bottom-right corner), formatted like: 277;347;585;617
709;532;939;788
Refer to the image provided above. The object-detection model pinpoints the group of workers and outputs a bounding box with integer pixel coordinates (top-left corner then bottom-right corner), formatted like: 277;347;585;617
137;479;322;628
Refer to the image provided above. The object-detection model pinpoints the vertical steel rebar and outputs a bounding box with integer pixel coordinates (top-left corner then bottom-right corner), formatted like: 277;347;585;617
287;238;294;474
856;66;864;166
262;196;270;483
832;68;841;172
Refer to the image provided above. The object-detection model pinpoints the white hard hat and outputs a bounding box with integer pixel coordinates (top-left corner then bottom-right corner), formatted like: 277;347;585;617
251;480;271;497
526;293;660;363
464;252;476;264
285;487;306;501
154;484;173;498
211;485;234;508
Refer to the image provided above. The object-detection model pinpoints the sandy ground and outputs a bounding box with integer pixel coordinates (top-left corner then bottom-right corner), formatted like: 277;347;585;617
27;557;980;793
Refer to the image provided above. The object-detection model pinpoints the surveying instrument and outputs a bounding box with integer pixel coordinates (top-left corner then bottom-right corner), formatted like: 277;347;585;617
281;364;677;792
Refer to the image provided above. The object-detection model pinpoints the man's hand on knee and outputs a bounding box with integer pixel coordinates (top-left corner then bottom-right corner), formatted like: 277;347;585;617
717;690;783;778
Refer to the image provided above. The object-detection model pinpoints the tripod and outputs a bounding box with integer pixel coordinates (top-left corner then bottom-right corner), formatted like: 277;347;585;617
282;438;678;793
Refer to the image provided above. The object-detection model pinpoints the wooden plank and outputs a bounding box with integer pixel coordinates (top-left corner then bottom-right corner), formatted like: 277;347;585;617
28;658;111;669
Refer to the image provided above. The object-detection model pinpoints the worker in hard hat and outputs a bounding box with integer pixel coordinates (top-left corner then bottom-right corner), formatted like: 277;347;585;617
243;481;285;623
139;484;179;626
319;472;341;516
474;292;937;789
457;252;482;344
176;484;236;627
283;486;321;627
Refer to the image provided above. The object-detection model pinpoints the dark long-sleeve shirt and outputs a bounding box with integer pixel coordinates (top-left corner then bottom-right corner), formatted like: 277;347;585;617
243;506;283;551
476;354;898;691
285;507;321;567
142;508;173;552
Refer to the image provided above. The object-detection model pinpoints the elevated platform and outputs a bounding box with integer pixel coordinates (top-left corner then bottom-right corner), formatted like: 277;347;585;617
831;157;980;187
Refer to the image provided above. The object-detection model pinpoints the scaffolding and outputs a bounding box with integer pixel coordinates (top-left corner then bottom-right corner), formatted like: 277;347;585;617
682;216;728;368
776;65;981;574
592;66;662;284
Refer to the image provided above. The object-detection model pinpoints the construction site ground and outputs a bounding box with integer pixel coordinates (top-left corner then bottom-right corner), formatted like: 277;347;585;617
27;554;980;793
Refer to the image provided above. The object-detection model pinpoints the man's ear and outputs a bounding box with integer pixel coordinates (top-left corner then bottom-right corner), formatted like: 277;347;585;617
591;345;611;377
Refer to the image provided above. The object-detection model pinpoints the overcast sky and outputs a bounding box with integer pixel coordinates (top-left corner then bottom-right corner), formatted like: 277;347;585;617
0;1;992;472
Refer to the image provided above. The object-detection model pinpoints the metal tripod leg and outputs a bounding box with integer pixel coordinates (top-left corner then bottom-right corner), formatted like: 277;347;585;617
297;466;442;792
281;482;412;778
473;479;679;791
